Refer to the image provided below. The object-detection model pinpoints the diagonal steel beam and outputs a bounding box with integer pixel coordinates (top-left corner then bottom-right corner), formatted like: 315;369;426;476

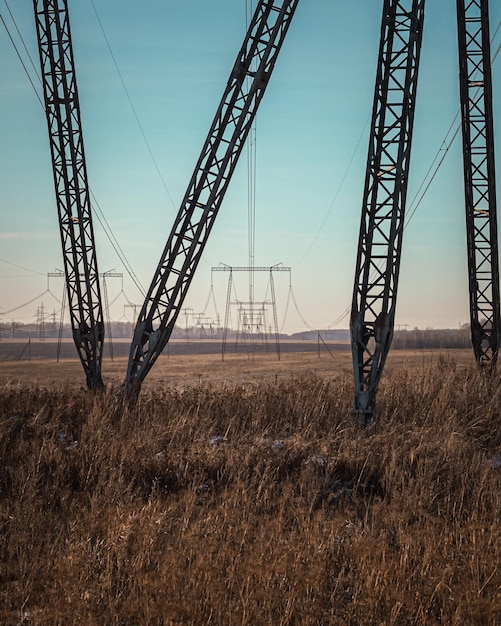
351;0;426;424
125;0;300;396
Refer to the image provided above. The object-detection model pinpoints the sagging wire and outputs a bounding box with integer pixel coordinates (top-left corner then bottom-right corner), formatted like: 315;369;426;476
324;18;501;331
1;1;145;298
88;0;176;212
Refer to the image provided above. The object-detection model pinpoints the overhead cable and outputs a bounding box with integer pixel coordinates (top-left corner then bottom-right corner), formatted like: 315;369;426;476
325;19;501;330
3;0;42;84
0;12;44;108
1;2;145;296
0;256;44;276
89;0;176;211
294;113;371;267
405;19;500;228
3;289;51;315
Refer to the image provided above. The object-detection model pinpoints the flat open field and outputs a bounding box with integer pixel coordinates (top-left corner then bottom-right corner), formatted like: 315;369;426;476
0;339;475;389
1;346;500;624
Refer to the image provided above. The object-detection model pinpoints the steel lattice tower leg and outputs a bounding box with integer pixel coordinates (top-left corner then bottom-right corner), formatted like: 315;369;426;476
350;0;425;425
457;0;500;370
34;0;104;389
125;0;299;396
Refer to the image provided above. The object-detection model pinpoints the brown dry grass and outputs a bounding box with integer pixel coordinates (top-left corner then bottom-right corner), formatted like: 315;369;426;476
0;347;474;389
1;351;500;625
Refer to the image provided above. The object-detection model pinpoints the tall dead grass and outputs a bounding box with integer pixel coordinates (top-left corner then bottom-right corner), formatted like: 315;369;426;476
1;358;501;625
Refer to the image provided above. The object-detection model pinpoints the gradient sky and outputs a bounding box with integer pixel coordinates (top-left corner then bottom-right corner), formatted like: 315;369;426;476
0;0;500;333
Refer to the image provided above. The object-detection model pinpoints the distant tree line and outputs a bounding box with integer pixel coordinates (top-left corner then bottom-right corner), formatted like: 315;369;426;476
296;327;472;350
391;325;471;350
0;321;473;349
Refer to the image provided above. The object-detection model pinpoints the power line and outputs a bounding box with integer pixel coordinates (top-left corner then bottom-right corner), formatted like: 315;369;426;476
89;190;145;296
88;0;176;211
1;2;145;296
0;12;43;108
3;0;42;84
297;17;500;272
289;284;314;330
405;21;501;228
294;113;371;267
2;289;51;315
324;19;501;331
0;256;44;276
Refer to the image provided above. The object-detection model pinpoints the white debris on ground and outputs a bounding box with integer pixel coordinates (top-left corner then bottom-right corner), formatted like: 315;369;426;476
487;455;501;469
208;435;229;446
307;454;334;466
58;431;78;449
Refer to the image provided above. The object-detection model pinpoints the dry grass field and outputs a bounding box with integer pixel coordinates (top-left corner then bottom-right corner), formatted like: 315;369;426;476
1;348;501;624
0;340;474;388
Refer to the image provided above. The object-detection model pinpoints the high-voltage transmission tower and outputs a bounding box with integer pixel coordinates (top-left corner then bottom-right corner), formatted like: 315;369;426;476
351;0;426;424
212;264;289;359
34;0;105;389
351;0;498;424
125;0;300;396
457;0;499;370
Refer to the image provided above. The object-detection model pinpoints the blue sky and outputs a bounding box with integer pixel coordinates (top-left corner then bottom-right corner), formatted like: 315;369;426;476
0;0;500;333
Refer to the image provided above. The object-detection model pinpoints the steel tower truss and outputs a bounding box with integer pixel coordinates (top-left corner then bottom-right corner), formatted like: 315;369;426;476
457;0;500;369
125;0;300;395
34;0;104;389
351;0;425;424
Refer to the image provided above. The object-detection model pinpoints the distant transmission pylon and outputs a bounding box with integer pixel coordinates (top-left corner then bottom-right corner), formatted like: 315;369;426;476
213;264;289;360
36;302;46;341
48;269;122;361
